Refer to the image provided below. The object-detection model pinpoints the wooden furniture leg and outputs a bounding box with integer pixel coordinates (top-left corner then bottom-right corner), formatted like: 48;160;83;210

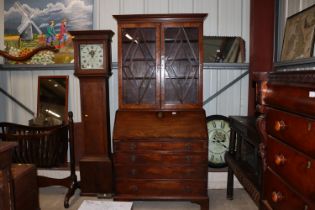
226;166;234;200
193;198;209;210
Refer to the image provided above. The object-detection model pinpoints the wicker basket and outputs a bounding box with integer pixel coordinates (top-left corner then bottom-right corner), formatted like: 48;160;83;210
0;123;68;168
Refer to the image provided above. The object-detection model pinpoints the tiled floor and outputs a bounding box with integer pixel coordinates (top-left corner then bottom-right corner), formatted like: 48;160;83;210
40;187;257;210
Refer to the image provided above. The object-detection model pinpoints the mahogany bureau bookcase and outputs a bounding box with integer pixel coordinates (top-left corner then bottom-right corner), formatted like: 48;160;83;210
112;14;209;210
257;71;315;210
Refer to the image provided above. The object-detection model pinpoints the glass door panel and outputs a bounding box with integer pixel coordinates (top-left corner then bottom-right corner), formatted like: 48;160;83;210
162;26;200;107
121;27;158;106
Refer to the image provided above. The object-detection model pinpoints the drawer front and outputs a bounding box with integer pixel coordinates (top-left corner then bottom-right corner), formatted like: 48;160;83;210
114;140;207;152
266;108;315;158
114;152;207;165
266;136;315;201
265;83;315;116
115;179;207;197
115;164;207;179
264;169;313;210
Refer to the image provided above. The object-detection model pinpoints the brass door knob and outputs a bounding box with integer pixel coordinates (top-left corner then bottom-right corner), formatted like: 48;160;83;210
274;120;286;131
274;154;286;166
272;191;284;203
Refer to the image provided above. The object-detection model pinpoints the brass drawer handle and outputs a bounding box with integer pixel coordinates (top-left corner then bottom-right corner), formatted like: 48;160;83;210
185;144;192;151
271;191;284;203
184;186;192;193
274;120;286;131
130;185;138;192
130;143;136;150
274;154;286;166
131;169;137;176
131;155;136;162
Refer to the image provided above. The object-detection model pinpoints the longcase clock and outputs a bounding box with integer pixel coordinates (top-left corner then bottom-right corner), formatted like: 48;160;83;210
69;30;114;196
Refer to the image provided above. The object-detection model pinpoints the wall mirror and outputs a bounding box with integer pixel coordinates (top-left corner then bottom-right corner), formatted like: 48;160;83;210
33;76;69;126
203;36;245;63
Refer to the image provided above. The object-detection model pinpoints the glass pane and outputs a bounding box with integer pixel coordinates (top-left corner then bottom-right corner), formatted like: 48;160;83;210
164;27;199;104
122;28;156;104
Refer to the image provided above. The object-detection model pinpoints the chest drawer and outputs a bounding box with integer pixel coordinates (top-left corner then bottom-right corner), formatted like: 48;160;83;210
115;164;207;179
264;83;315;116
115;179;207;197
263;169;314;210
114;140;207;152
266;108;315;158
114;152;207;165
266;136;315;201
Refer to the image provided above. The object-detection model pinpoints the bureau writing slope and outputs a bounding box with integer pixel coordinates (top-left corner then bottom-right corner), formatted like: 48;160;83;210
112;14;209;210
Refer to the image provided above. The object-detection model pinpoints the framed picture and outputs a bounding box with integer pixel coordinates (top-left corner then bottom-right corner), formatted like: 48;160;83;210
4;0;93;65
280;4;315;61
203;36;245;63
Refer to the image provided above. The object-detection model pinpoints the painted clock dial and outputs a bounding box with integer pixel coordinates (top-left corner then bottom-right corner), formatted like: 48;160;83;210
79;44;104;69
207;115;230;168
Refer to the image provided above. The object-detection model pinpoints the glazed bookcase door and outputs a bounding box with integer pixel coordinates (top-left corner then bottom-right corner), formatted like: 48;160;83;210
161;23;203;109
119;23;161;109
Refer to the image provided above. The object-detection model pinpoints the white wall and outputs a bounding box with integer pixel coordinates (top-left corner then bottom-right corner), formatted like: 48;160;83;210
0;0;250;130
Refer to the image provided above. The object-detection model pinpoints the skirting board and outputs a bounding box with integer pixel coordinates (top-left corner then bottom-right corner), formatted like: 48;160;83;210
38;170;243;190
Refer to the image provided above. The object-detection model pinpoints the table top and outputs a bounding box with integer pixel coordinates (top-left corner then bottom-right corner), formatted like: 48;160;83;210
0;142;17;153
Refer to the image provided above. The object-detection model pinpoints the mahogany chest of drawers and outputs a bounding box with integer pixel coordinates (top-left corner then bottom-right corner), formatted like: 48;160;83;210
113;110;209;209
258;71;315;210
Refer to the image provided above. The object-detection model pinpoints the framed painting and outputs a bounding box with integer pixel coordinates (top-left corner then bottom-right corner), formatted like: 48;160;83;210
4;0;93;65
280;4;315;61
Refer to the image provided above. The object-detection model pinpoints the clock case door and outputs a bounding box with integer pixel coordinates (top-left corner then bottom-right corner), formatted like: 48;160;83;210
71;30;114;76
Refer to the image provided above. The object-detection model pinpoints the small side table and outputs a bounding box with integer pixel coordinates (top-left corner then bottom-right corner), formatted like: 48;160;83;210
225;116;262;206
0;142;17;210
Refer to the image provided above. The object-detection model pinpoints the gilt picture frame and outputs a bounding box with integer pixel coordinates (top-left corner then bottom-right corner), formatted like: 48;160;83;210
4;0;93;65
280;4;315;61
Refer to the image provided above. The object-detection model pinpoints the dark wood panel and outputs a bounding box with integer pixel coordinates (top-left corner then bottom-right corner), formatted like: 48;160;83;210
266;136;315;201
248;0;275;116
114;152;207;164
114;140;207;152
116;179;207;197
80;78;110;155
0;142;17;210
265;84;315;117
11;164;39;210
113;110;208;140
263;169;314;210
115;164;207;179
266;108;315;158
79;156;113;195
258;71;315;210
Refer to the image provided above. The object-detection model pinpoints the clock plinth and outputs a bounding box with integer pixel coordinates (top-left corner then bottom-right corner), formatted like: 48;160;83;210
69;30;114;195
